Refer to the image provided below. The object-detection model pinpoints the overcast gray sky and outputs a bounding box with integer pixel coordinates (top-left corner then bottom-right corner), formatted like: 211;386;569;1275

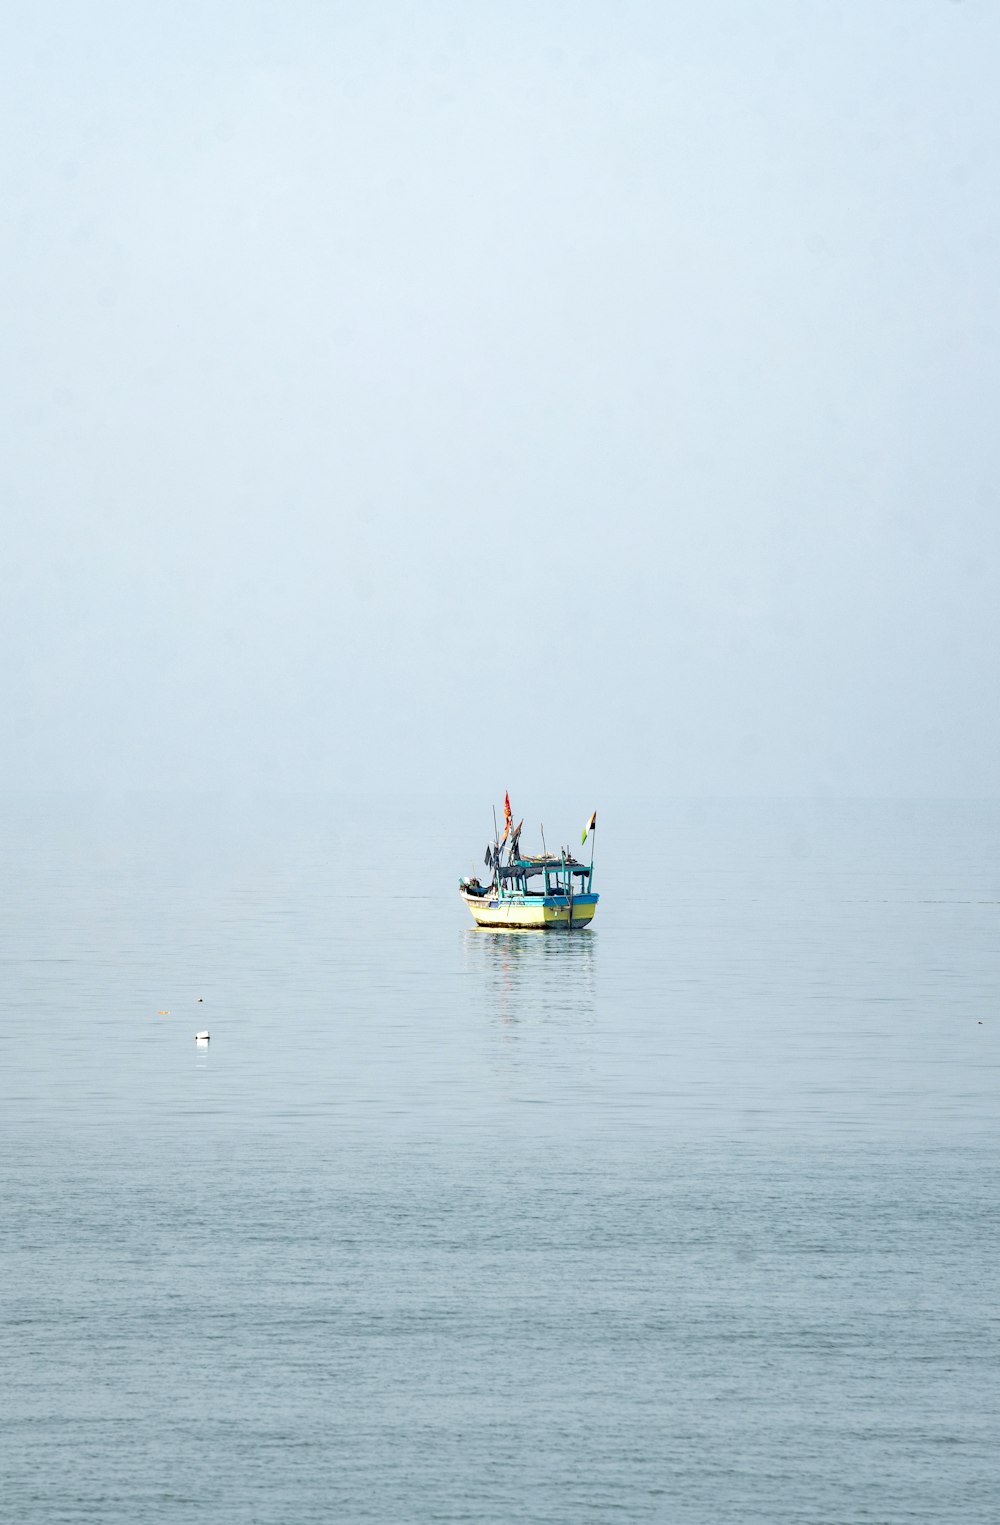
2;1;997;798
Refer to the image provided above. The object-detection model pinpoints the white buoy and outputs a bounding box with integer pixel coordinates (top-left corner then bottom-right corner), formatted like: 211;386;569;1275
195;1031;210;1042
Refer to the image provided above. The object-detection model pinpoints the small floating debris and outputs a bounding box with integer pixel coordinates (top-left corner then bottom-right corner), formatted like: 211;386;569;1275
197;997;204;1003
157;1010;170;1015
195;1030;210;1043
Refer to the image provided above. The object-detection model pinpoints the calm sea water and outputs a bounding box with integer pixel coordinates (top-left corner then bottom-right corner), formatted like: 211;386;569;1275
2;795;999;1524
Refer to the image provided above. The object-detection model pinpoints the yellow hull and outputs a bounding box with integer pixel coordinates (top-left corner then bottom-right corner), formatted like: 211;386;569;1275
461;892;598;930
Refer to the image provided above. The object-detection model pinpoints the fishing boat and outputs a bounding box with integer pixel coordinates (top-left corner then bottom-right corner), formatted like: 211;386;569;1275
460;798;599;930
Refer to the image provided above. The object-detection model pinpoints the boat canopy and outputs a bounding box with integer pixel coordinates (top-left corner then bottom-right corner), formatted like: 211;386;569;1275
497;857;590;881
518;853;583;867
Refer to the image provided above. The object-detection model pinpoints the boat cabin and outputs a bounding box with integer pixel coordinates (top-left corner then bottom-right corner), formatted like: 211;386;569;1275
494;853;593;899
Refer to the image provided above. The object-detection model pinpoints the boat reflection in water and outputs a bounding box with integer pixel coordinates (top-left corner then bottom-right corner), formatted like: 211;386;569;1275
462;919;596;1033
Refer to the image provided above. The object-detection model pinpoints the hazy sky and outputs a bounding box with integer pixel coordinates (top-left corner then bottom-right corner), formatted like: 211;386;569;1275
3;1;998;798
